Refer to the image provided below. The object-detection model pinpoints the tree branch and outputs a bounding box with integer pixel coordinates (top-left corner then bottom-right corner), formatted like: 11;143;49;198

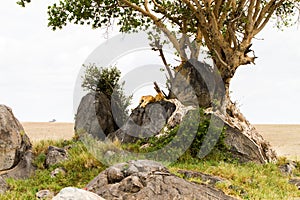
152;39;174;82
120;0;187;61
254;0;284;35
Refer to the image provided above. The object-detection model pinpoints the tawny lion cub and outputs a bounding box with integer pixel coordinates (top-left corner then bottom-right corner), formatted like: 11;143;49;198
139;92;164;108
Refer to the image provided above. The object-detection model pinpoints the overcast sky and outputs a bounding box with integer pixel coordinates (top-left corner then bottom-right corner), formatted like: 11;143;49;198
1;0;299;124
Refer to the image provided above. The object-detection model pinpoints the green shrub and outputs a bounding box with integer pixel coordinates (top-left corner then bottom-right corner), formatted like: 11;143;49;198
81;64;132;124
129;108;229;162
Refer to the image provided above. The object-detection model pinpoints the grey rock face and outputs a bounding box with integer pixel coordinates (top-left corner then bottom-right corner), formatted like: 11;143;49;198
0;105;32;171
170;59;223;108
223;120;277;163
86;160;237;200
108;101;176;143
45;146;68;167
75;92;117;140
0;105;34;194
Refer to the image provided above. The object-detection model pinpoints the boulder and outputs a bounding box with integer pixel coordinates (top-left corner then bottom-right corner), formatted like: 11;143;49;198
108;101;176;143
170;59;224;108
45;146;68;167
0;105;32;171
0;105;34;193
52;187;105;200
75;92;117;140
222;122;275;163
86;160;237;200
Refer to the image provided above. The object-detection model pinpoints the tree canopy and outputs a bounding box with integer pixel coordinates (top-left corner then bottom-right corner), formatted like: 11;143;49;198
18;0;300;85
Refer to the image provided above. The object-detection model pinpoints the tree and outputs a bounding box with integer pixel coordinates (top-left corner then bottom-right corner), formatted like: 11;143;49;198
19;0;299;163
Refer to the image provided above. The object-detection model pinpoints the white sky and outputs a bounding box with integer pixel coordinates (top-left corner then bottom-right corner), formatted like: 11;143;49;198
0;0;299;124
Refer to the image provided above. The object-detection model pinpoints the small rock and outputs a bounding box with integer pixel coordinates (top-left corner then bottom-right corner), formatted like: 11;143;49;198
36;189;53;199
120;175;144;193
45;146;68;167
52;187;105;200
107;166;124;183
50;167;67;178
177;169;225;186
289;178;300;190
279;161;296;175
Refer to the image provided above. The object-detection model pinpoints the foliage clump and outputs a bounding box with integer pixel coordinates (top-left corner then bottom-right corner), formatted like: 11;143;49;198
81;64;120;97
81;64;132;124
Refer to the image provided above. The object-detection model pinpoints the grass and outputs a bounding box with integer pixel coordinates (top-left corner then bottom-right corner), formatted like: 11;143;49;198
170;158;300;199
0;138;299;199
0;139;105;200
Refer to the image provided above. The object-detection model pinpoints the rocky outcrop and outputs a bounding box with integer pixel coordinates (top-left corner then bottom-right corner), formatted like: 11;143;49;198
53;187;105;200
108;101;176;143
86;160;237;200
75;92;117;140
0;105;34;193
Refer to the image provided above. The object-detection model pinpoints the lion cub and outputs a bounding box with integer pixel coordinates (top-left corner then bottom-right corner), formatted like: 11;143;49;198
139;92;164;108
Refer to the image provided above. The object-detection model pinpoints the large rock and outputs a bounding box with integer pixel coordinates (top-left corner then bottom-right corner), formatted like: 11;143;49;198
86;160;236;200
75;92;117;140
223;122;277;163
0;105;34;193
108;101;176;143
170;59;224;108
53;187;105;200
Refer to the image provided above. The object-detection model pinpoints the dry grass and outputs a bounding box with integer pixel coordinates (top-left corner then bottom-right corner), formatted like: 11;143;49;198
255;124;300;160
21;122;74;143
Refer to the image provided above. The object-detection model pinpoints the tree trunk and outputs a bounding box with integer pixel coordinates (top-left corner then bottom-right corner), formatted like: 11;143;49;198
171;59;277;163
